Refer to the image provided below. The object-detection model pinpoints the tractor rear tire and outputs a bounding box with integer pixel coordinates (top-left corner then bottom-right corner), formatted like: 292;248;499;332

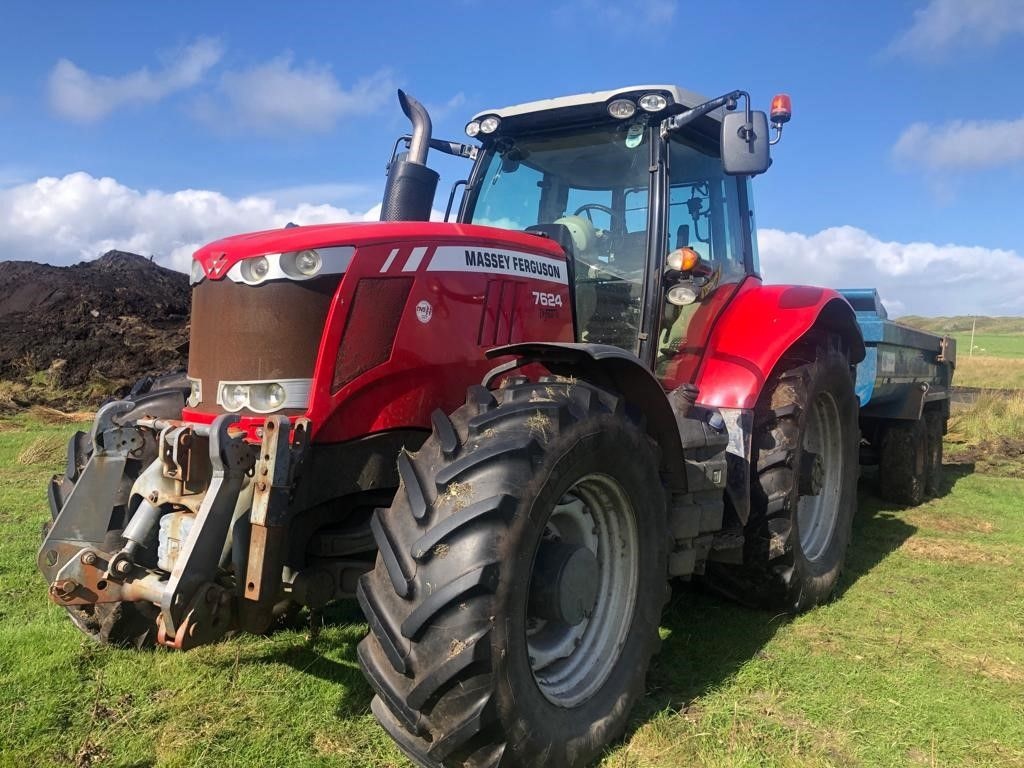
879;418;928;506
705;337;859;613
357;378;669;768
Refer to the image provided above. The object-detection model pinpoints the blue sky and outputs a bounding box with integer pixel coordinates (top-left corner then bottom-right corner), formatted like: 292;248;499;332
1;0;1023;315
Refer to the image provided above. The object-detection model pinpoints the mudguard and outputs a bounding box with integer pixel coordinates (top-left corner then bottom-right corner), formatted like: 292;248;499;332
694;284;865;410
486;342;687;490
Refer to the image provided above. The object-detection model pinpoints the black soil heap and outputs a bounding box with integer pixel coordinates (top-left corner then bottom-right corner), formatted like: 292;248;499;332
0;250;190;407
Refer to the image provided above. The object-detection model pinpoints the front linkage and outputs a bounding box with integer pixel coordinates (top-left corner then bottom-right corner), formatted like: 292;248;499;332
38;400;309;650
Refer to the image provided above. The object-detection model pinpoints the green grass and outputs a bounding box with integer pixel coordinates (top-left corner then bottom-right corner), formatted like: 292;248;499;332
954;356;1024;390
891;316;1024;388
2;415;1023;767
950;333;1024;360
899;315;1024;336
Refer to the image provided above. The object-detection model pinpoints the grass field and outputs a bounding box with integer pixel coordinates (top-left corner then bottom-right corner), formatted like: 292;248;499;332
950;333;1024;359
1;409;1023;768
952;356;1024;389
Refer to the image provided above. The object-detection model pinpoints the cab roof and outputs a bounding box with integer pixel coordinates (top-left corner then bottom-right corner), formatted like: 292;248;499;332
472;84;721;123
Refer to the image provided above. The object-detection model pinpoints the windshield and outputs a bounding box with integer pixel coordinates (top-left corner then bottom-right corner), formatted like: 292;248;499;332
465;121;653;350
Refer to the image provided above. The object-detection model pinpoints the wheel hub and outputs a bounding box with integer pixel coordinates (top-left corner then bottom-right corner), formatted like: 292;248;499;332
799;450;824;496
525;476;640;708
528;541;599;626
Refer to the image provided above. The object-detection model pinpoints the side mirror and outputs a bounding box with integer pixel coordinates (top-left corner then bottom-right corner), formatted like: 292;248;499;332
721;110;770;176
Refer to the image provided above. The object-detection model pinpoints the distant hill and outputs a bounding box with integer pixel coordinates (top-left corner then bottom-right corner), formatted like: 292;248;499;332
898;316;1024;335
0;250;190;407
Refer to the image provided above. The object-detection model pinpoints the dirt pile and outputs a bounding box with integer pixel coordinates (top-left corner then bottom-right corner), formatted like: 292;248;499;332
0;251;189;407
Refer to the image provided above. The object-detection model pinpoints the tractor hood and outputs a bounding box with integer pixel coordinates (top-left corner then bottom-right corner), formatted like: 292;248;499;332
192;221;563;281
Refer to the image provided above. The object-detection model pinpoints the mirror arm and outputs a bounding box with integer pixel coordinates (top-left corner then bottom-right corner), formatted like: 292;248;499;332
661;90;749;138
387;135;477;173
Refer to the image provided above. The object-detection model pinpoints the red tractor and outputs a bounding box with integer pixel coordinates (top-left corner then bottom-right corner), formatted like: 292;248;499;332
41;85;866;767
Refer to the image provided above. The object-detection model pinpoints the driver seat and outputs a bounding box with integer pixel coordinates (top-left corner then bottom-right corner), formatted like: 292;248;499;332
524;223;577;263
524;223;594;339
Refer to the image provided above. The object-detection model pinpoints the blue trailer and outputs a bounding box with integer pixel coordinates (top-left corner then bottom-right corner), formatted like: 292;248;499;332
841;289;956;504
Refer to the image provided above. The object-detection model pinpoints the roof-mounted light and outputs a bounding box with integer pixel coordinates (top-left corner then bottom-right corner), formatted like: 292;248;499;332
608;99;637;119
479;115;501;134
770;93;792;125
638;93;668;112
465;120;481;137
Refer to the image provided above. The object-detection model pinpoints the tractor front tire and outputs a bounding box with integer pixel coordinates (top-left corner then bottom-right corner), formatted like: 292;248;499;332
357;378;669;768
706;337;859;613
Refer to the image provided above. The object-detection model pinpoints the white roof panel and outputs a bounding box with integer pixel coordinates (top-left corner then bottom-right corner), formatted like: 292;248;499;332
472;84;721;122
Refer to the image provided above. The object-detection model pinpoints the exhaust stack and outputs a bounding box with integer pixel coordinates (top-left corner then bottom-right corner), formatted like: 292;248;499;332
380;90;439;222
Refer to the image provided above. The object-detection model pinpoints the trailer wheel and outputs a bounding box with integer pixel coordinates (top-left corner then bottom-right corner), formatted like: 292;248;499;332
706;338;859;613
879;419;927;506
357;378;669;768
923;410;945;498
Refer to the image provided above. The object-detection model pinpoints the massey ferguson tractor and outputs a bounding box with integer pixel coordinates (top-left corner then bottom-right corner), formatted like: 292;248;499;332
39;84;954;767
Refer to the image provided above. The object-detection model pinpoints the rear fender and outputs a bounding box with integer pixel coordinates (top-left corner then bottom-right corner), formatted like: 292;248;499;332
694;285;865;410
486;342;687;490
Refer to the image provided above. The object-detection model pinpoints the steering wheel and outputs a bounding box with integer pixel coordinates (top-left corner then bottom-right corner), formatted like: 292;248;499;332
573;203;617;226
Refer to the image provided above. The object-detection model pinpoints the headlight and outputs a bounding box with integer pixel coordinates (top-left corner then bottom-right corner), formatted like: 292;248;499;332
281;249;322;278
465;120;481;137
187;378;202;407
294;250;321;276
248;382;287;412
638;93;668;112
479;116;500;134
240;256;270;284
667;283;698;306
224;245;353;285
215;378;312;413
608;99;636;119
221;383;249;411
190;259;205;286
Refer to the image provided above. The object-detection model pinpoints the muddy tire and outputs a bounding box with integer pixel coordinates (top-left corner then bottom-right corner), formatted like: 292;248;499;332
879;418;927;506
357;378;669;768
45;372;186;648
48;469;160;648
706;337;859;613
923;410;945;498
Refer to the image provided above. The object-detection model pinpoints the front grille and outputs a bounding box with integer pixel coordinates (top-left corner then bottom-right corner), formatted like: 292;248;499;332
188;276;339;413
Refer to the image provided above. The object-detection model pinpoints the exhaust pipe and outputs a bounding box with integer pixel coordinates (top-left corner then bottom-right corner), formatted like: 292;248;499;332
380;90;439;222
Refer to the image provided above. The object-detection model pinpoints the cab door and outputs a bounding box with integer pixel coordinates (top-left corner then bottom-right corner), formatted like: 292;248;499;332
656;136;758;390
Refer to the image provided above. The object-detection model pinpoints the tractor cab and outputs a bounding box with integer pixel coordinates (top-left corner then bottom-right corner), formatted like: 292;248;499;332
450;85;789;387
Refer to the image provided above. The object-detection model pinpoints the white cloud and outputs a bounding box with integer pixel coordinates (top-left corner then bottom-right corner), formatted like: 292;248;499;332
49;38;223;122
194;56;394;133
893;116;1024;171
759;225;1024;316
0;172;380;272
1;174;1016;318
889;0;1024;58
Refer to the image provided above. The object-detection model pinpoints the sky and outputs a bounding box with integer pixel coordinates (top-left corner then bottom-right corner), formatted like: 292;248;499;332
1;0;1023;316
